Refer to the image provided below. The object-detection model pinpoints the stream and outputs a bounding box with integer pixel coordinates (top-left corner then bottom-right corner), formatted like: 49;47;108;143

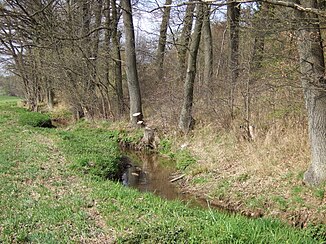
120;150;210;209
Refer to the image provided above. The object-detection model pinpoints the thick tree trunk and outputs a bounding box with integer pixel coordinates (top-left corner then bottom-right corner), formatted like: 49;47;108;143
296;0;326;185
121;0;143;125
227;0;240;119
202;3;213;99
179;4;204;133
156;0;172;81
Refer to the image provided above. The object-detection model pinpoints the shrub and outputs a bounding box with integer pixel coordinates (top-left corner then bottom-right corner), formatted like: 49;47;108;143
19;112;53;128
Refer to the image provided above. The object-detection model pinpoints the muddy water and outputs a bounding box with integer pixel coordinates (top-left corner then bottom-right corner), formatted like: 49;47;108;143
121;151;207;207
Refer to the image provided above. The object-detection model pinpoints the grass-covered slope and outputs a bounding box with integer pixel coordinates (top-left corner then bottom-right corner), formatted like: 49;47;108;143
0;96;323;243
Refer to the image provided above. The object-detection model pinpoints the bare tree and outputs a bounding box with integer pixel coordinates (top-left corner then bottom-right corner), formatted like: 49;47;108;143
0;1;50;111
296;0;326;185
243;2;268;140
227;0;240;120
202;3;213;99
156;0;173;81
111;0;124;116
121;0;143;125
179;3;204;133
177;0;195;80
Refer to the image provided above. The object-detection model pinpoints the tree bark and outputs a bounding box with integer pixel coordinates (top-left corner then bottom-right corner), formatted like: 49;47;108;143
102;0;113;119
81;0;91;58
156;0;173;81
252;3;268;71
178;0;195;80
121;0;143;125
92;0;103;60
179;3;204;133
80;0;93;119
296;0;326;185
202;3;213;99
227;0;240;119
47;86;54;110
111;0;124;116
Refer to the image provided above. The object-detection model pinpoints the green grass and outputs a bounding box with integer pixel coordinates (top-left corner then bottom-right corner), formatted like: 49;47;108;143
57;128;122;179
158;137;197;171
92;180;320;243
0;98;103;242
0;95;324;243
0;95;20;103
18;111;52;127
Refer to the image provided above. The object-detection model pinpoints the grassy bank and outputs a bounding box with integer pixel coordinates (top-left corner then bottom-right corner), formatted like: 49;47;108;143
166;122;326;231
0;96;323;243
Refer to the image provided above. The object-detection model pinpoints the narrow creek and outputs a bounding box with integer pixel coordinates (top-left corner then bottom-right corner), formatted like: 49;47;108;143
120;150;211;209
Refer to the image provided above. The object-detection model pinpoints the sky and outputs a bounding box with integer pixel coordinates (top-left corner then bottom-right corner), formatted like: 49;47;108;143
132;0;228;37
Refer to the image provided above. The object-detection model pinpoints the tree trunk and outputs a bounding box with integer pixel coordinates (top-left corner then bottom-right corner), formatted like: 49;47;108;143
179;3;204;133
296;0;326;185
252;3;267;71
156;0;172;81
178;0;195;80
81;0;91;58
80;0;94;119
121;0;143;125
102;0;112;119
92;0;103;60
227;0;240;119
46;80;55;110
92;0;103;118
202;3;213;100
111;0;124;116
244;2;267;137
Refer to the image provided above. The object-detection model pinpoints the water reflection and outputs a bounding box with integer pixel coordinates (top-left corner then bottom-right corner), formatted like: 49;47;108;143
121;151;183;200
122;165;148;186
120;151;245;214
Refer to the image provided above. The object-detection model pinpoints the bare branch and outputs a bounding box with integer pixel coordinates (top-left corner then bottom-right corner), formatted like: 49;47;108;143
151;0;326;18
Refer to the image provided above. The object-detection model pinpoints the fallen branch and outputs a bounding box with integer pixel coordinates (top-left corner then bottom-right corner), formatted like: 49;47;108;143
170;174;186;183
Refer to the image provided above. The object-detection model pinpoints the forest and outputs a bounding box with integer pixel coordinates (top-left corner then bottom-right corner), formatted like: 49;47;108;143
0;0;326;241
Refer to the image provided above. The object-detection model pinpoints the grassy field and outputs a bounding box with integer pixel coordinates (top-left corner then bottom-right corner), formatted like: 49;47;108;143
0;96;323;243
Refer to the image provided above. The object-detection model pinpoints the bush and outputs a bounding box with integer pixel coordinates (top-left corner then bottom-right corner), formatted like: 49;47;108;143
19;112;53;128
